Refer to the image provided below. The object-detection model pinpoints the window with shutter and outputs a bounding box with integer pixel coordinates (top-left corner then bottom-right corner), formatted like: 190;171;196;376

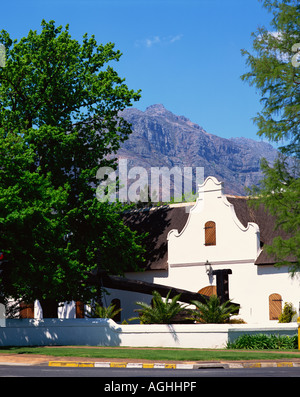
269;293;282;320
19;302;34;318
204;221;216;246
76;301;85;318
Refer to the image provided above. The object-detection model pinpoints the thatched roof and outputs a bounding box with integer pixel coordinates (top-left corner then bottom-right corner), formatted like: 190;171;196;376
226;196;295;265
122;205;189;271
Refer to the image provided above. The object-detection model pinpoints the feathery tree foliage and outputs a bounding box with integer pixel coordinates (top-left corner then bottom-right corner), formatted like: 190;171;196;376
241;0;300;274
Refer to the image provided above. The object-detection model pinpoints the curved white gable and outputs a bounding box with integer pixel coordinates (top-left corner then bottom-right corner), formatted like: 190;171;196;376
167;176;260;267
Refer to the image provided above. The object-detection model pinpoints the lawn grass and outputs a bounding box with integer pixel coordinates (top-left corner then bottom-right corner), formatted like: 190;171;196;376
1;346;300;362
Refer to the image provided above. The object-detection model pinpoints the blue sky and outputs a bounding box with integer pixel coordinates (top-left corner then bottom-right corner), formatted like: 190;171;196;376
1;0;273;142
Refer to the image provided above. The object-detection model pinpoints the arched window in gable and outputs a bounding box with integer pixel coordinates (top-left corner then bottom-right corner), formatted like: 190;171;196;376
204;221;216;246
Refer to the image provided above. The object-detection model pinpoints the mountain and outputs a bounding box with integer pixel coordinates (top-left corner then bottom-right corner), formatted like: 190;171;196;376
115;104;279;197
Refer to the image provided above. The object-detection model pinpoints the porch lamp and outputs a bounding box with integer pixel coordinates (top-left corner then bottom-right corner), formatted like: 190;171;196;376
205;260;213;277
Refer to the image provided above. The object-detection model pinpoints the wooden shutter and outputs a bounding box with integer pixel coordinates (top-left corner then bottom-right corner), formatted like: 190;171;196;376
76;301;85;318
269;293;282;320
204;221;216;246
19;302;34;318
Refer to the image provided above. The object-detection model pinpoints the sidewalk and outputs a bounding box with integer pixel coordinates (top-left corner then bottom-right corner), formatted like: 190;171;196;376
1;352;300;369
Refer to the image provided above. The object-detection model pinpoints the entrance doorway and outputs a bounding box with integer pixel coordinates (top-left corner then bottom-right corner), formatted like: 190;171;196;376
198;285;217;297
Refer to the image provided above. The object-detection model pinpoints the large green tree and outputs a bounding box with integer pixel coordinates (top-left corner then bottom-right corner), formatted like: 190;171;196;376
241;0;300;274
0;20;144;316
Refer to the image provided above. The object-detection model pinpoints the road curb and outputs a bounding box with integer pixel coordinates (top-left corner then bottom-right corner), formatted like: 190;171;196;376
226;361;300;368
47;360;300;369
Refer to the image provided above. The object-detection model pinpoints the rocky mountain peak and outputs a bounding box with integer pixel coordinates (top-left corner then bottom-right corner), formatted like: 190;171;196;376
145;104;167;114
117;104;279;196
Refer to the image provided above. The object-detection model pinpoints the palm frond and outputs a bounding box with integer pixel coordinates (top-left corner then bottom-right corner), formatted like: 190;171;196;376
130;290;187;324
190;295;238;323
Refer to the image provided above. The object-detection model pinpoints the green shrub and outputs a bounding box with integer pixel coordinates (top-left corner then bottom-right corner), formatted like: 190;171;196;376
278;302;297;323
130;290;187;324
86;302;122;319
189;295;239;324
227;333;298;350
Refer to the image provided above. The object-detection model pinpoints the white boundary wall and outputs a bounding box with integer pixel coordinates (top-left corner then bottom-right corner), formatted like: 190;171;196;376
0;319;297;348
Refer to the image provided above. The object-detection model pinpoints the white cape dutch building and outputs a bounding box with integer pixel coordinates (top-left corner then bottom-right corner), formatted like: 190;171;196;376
106;176;299;324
